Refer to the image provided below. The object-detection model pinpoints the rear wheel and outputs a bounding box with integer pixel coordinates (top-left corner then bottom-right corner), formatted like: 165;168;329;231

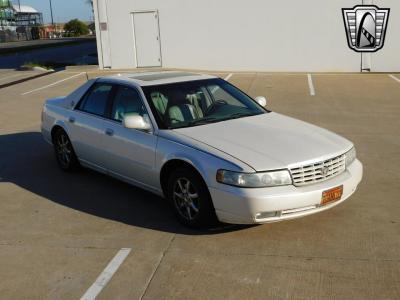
53;128;80;171
167;168;218;228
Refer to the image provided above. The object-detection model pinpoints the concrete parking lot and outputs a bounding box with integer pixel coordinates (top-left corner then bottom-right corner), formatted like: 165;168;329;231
0;68;399;299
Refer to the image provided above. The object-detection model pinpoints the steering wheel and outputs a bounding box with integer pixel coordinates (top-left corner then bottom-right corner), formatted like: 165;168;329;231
205;100;228;116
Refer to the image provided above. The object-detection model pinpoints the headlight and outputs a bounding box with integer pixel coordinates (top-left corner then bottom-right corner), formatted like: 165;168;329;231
345;147;356;167
216;169;292;188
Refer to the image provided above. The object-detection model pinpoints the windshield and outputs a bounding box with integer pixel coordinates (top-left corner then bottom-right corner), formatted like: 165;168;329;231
142;78;267;129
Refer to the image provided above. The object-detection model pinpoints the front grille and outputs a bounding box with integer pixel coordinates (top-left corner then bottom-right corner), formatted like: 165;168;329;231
290;154;346;186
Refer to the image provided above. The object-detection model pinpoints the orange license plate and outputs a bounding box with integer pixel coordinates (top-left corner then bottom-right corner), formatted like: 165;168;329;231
321;185;343;205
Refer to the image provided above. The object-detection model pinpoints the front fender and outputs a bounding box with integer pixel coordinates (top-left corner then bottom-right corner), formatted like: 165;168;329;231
53;119;70;135
157;136;246;189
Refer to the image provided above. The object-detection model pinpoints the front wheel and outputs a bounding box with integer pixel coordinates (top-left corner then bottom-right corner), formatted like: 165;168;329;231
167;168;218;228
53;128;80;171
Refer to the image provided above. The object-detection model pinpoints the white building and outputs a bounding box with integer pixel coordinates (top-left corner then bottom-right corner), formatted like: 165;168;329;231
93;0;399;72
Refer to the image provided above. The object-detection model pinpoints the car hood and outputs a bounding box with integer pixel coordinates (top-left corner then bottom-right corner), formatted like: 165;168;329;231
173;113;353;171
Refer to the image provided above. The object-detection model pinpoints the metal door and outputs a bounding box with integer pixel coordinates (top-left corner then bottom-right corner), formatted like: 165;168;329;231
101;85;158;191
66;111;107;172
132;11;162;67
102;119;158;191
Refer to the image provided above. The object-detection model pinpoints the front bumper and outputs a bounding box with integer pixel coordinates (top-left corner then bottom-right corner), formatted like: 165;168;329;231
209;159;363;224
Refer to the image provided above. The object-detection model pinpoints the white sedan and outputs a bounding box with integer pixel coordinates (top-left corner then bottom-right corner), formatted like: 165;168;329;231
41;72;363;228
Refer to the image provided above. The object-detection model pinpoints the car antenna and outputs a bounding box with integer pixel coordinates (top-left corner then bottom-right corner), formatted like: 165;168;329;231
85;72;89;81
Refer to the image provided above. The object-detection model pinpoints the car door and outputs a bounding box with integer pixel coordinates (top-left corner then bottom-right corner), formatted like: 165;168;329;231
102;84;158;190
67;82;113;172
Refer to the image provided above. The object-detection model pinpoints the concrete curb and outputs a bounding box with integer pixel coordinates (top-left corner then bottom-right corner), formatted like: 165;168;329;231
65;65;99;71
0;70;55;90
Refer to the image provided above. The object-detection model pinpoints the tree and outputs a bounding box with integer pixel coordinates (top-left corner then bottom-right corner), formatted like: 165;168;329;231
64;19;89;37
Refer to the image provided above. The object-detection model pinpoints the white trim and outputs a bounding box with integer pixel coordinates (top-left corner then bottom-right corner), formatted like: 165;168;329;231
307;74;315;96
93;0;104;69
80;248;131;300
131;13;139;68
21;72;86;95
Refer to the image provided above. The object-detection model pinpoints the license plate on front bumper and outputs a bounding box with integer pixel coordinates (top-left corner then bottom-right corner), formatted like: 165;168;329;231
321;185;343;205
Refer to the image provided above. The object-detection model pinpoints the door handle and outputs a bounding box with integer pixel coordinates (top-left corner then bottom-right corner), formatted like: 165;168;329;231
105;128;114;136
68;116;75;123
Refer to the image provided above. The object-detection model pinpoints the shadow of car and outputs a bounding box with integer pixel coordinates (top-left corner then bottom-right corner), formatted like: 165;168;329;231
0;131;252;235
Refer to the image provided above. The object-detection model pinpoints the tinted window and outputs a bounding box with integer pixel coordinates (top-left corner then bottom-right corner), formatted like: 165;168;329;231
111;86;147;122
77;83;113;116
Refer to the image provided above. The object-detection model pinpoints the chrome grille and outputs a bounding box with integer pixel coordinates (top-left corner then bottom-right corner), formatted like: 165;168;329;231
290;154;346;186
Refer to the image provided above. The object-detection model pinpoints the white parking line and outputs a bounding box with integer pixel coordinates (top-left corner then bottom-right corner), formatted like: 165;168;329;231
21;72;86;95
224;73;233;81
80;248;131;300
389;74;400;83
307;74;315;96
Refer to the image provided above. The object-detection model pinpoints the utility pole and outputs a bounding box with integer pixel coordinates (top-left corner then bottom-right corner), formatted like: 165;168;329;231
49;0;54;26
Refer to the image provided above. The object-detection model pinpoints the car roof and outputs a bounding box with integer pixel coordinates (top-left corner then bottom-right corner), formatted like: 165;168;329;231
99;71;218;87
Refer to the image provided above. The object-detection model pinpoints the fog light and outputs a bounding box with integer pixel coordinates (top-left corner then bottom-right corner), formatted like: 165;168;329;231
255;211;281;220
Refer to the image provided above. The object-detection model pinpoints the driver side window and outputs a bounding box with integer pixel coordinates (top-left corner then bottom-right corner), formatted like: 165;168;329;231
111;86;147;122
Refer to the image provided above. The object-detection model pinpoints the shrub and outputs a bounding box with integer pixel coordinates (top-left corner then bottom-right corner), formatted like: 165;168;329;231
64;19;89;37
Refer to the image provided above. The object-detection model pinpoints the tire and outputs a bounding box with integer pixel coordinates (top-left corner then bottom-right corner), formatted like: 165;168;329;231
167;168;218;228
53;128;80;172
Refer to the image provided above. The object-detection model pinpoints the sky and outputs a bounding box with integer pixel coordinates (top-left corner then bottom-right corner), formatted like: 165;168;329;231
11;0;93;24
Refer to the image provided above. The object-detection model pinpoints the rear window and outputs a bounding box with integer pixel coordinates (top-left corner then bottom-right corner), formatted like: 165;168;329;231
77;83;113;116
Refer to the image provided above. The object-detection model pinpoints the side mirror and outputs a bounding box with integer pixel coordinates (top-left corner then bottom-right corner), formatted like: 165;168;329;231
123;114;151;131
255;96;267;107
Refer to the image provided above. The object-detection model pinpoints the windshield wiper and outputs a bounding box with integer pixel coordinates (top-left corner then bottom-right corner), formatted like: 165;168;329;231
168;117;219;129
188;113;254;126
188;117;220;126
169;113;256;129
222;112;255;120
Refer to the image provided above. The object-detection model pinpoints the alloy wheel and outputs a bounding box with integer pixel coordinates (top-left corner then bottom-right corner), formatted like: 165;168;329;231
56;133;72;167
173;177;200;221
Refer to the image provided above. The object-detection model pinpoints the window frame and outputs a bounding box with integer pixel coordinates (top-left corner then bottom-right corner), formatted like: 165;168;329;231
107;84;149;123
74;81;116;118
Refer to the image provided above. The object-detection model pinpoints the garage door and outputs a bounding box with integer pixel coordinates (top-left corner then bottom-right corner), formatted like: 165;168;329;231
132;11;162;68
